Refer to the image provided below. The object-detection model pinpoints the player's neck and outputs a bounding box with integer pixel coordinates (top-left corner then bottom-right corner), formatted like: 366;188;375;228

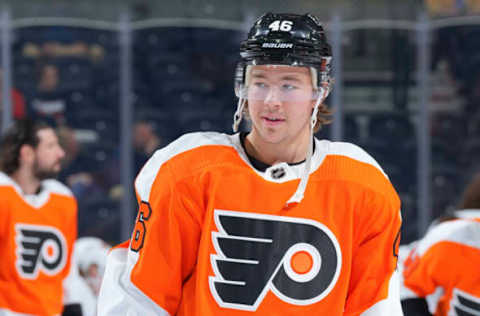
245;129;310;166
11;167;41;195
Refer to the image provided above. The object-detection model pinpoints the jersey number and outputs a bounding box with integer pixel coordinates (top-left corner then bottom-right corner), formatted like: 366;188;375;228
130;201;152;252
268;20;293;32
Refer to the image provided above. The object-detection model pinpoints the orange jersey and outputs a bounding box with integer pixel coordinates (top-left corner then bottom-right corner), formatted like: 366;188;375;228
98;132;402;316
403;216;480;316
0;172;77;316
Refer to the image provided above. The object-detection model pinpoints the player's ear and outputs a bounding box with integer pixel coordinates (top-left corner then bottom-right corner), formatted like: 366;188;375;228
19;144;35;165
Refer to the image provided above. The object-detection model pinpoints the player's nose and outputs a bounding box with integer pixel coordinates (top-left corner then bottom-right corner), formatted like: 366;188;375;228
264;86;282;107
57;146;66;159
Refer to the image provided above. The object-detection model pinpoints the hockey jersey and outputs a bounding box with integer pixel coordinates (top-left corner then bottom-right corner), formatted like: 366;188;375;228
0;172;77;316
98;132;403;316
403;215;480;316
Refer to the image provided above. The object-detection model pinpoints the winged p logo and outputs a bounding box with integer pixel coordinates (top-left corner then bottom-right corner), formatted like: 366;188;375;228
15;224;67;279
209;210;342;311
451;289;480;316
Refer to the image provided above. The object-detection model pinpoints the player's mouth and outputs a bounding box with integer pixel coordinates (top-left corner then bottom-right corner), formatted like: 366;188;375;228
262;116;285;126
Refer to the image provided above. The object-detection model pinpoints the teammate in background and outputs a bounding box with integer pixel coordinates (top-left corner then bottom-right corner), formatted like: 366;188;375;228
0;119;81;316
64;237;110;316
98;13;403;315
401;173;480;315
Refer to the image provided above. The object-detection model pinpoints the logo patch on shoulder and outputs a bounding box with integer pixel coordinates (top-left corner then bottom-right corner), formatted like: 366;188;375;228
15;224;67;279
209;210;342;311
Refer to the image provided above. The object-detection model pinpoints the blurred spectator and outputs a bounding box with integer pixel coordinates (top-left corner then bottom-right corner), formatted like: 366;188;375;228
38;63;60;91
29;62;68;125
105;120;162;200
131;1;152;20
0;68;26;119
57;126;105;200
133;120;161;173
429;59;464;113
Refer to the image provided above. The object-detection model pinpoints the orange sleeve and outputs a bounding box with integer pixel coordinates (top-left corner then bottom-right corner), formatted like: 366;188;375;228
129;161;203;315
344;189;402;315
403;242;455;298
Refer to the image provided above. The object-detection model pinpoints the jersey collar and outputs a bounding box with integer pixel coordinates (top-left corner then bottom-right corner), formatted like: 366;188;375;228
239;132;315;172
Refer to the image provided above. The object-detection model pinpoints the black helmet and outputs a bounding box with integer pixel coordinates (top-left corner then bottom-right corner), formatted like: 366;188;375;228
235;12;333;91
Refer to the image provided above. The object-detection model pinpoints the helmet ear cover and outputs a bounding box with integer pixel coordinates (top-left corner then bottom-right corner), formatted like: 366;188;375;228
235;12;333;95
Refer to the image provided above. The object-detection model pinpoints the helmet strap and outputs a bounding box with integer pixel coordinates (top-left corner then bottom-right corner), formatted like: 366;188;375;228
286;92;325;206
233;97;246;133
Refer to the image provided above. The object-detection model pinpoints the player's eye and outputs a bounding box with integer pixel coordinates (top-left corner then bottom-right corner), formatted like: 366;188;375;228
282;84;298;91
253;82;268;89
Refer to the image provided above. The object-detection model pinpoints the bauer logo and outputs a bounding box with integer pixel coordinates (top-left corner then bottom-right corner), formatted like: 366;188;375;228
262;43;293;49
209;210;342;311
15;224;67;279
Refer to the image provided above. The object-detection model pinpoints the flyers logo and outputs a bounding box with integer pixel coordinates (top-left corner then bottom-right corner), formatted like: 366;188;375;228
403;249;420;279
209;210;342;311
450;288;480;316
15;224;67;279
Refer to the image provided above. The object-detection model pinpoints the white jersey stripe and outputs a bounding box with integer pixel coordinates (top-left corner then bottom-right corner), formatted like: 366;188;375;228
416;219;480;256
360;270;404;316
0;309;38;316
0;172;73;209
97;247;171;316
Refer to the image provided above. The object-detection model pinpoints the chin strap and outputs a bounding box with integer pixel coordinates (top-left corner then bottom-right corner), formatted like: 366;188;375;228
232;97;246;133
286;87;328;206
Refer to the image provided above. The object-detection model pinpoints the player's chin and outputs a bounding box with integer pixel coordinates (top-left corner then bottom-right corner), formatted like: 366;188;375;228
259;130;286;144
52;164;62;173
45;165;62;178
35;170;59;181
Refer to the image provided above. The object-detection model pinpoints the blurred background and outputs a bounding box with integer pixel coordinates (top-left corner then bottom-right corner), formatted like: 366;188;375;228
1;0;478;245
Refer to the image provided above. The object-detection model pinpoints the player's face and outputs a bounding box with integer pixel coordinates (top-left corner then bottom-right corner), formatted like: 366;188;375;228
86;263;102;295
247;65;315;145
33;128;65;180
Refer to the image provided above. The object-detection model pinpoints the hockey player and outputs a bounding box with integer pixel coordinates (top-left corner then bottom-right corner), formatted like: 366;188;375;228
0;119;80;315
63;237;110;316
98;13;403;315
401;174;480;316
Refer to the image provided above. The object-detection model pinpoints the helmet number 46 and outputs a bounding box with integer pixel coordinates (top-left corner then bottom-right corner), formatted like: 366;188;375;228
269;20;293;32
